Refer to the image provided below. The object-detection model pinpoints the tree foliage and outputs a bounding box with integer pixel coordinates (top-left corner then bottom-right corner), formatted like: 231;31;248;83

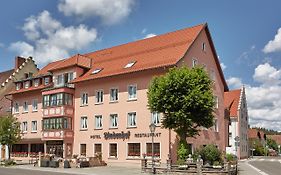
0;115;21;159
194;144;222;165
147;66;215;144
267;138;278;151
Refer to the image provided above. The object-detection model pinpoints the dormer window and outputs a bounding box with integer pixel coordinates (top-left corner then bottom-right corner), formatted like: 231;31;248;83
124;61;136;68
34;79;39;87
24;81;30;89
16;83;21;90
92;68;103;74
44;77;50;85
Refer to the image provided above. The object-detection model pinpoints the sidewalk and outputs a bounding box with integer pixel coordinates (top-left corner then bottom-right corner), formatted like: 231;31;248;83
10;163;146;175
238;160;263;175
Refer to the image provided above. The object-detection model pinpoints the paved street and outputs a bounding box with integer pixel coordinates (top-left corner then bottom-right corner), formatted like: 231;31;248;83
0;167;72;175
247;157;281;175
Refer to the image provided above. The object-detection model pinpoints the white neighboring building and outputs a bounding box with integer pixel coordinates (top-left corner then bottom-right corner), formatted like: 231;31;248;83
225;87;249;159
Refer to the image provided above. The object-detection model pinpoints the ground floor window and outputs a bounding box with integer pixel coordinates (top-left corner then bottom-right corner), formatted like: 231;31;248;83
146;143;160;157
94;144;102;155
11;144;28;157
128;143;140;157
80;144;86;156
46;141;63;158
109;143;117;158
30;144;44;153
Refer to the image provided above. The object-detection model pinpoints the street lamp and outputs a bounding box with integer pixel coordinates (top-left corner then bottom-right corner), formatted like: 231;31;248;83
149;123;156;174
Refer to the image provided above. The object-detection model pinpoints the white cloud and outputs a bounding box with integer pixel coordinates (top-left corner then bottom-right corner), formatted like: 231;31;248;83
226;77;243;89
9;10;97;64
141;28;147;34
263;28;281;53
220;63;227;71
58;0;135;25
253;63;281;86
0;42;4;48
144;33;157;39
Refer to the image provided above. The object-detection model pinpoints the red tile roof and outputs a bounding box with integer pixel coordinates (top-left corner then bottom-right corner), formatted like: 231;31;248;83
248;128;265;139
35;60;65;76
9;84;52;95
224;89;241;117
0;69;14;85
267;135;281;145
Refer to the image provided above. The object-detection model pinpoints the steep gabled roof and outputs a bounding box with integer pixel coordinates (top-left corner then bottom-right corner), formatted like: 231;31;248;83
35;59;65;76
72;24;205;83
0;69;14;85
224;89;241;117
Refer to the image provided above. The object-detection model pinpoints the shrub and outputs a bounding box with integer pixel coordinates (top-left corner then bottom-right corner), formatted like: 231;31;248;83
177;142;189;162
3;159;16;166
226;153;236;162
194;144;222;165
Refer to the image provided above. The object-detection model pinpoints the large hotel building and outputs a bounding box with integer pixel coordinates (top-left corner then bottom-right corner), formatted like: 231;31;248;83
9;23;229;164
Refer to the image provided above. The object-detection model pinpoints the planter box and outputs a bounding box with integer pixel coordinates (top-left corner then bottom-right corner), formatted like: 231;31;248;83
49;161;59;168
40;160;49;167
79;161;89;168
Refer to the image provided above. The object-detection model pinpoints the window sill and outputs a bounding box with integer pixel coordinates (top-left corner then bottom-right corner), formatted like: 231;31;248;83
108;157;118;160
32;110;38;113
14;112;20;114
126;157;141;160
127;126;137;129
109;127;118;130
127;98;137;102
80;128;88;131
95;102;103;105
22;131;27;134
109;101;118;104
94;128;103;130
80;104;88;107
22;111;28;114
31;131;37;133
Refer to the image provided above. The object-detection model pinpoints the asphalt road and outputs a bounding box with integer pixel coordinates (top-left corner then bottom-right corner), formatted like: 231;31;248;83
248;157;281;175
0;167;74;175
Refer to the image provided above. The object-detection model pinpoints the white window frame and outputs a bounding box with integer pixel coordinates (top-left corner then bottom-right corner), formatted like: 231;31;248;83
24;81;30;89
95;115;103;129
23;101;28;113
192;58;198;67
128;84;137;100
44;77;50;85
80;116;88;130
14;102;19;114
67;72;74;82
57;74;64;86
31;121;37;132
109;114;118;128
95;90;104;104
22;121;28;133
127;142;141;158
110;88;119;102
151;112;161;126
81;92;88;106
214;96;219;109
202;42;206;52
34;79;39;87
109;143;118;158
145;142;161;158
127;112;137;128
16;83;21;90
214;119;219;132
32;99;38;112
93;143;103;156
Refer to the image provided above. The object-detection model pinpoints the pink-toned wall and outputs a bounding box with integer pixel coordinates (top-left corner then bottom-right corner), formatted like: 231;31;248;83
73;28;227;164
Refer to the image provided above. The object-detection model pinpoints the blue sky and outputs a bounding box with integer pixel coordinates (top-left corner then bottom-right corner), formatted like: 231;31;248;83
0;0;281;131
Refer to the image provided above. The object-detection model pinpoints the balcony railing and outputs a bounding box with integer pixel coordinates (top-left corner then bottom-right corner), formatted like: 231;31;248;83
42;130;74;140
43;106;74;117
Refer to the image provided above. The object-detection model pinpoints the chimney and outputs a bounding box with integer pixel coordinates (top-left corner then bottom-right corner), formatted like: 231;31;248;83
15;56;26;70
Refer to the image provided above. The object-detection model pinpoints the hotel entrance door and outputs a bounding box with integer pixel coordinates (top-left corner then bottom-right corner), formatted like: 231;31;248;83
46;141;63;158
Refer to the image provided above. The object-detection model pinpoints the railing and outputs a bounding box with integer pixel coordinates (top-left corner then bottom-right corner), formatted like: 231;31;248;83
11;152;41;157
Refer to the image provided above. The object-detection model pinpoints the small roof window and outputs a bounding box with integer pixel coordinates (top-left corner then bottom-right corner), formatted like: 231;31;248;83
124;61;136;68
92;68;103;74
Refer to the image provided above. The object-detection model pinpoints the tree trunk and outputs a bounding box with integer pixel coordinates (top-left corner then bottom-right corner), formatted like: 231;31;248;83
8;144;11;160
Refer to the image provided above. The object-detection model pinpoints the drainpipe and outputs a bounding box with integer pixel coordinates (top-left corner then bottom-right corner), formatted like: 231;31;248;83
4;94;13;115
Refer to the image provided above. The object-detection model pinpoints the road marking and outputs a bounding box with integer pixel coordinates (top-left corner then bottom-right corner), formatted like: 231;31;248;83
246;161;269;175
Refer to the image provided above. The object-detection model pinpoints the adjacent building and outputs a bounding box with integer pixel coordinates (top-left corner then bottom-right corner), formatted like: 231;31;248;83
225;87;249;159
10;23;229;164
0;56;38;160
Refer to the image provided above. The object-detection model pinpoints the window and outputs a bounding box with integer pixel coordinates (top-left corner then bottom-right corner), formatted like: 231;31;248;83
214;96;219;108
110;114;118;128
127;112;136;127
95;90;103;104
67;72;74;82
14;102;19;113
32;99;38;111
44;77;50;85
81;93;88;106
92;68;103;74
214;119;219;132
109;143;117;158
128;85;137;100
23;101;28;112
57;93;63;106
24;81;30;89
146;143;160;157
95;115;102;129
50;94;57;106
124;61;136;68
34;79;39;87
128;143;140;157
94;144;102;154
16;83;21;90
192;58;198;67
31;121;37;132
202;42;206;51
57;74;64;86
110;88;118;102
80;144;86;156
22;122;28;132
151;112;161;125
43;117;71;130
80;116;88;130
43;93;73;107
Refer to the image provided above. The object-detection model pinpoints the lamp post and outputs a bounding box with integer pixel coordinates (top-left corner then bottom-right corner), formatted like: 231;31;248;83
149;123;156;174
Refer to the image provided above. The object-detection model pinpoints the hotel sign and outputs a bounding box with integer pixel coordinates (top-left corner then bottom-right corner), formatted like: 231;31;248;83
104;131;130;141
134;133;161;138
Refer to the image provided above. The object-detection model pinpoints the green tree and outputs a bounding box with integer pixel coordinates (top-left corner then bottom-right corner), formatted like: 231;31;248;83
267;138;278;151
147;66;215;149
0;115;21;159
